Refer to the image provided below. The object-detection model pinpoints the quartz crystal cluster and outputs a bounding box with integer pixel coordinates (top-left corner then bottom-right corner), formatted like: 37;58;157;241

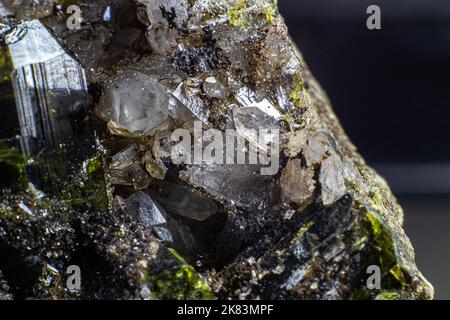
0;0;433;300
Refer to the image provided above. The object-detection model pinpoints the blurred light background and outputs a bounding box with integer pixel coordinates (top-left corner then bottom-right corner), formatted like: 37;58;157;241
279;0;450;299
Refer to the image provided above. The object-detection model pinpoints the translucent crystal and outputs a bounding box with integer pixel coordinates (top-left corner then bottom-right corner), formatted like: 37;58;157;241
107;161;151;190
203;76;226;99
172;82;210;124
128;163;151;191
282;130;307;158
126;191;166;228
106;168;133;187
319;154;346;205
112;195;127;213
303;130;336;166
110;144;138;170
280;159;315;205
145;25;178;55
153;226;173;242
233;104;281;149
167;219;197;255
8;20;89;155
182;164;278;209
184;77;203;96
2;0;55;20
142;151;167;180
233;87;282;133
8;20;64;68
138;0;188;28
255;24;293;83
102;70;170;136
153;219;197;257
151;181;218;221
102;6;112;23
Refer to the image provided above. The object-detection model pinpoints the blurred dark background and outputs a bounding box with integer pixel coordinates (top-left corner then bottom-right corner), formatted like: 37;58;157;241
279;0;450;299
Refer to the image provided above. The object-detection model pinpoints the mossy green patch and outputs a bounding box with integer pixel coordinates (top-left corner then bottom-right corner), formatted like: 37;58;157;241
366;211;396;269
0;141;28;189
227;0;277;27
289;75;305;108
151;265;213;300
389;264;410;289
292;221;314;245
374;291;401;300
82;156;102;175
147;249;214;300
0;46;12;82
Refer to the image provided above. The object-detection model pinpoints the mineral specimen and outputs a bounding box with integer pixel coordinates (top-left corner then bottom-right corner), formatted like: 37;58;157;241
126;191;167;228
7;19;89;155
0;0;433;300
101;70;170;136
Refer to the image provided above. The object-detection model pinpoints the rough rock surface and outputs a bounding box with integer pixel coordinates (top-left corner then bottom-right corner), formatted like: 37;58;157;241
0;0;433;299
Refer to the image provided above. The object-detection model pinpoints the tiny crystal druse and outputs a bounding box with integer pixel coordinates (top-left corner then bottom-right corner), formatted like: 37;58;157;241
0;0;433;299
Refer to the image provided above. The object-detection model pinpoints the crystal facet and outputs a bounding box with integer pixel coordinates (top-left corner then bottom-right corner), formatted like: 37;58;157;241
126;191;166;227
102;70;170;136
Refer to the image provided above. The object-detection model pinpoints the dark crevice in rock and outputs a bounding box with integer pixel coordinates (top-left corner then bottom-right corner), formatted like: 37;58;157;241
0;242;41;299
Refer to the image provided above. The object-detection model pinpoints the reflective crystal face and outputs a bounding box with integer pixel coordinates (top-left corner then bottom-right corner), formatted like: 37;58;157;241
149;181;218;222
0;0;433;301
280;159;315;205
103;70;170;135
319;154;346;205
182;163;278;209
7;20;89;155
233;104;281;149
126;191;167;227
203;76;226;98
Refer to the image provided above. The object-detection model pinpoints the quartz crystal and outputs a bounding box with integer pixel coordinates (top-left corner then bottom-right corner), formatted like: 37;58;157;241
203;76;226;99
138;0;188;28
110;144;138;170
102;70;170;136
319;154;346;205
126;191;166;228
172;82;210;124
303;130;337;166
150;181;218;222
182;163;278;209
280;159;315;205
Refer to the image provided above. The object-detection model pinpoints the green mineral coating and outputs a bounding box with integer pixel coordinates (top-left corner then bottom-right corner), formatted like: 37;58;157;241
282;114;294;122
0;46;12;82
149;265;213;300
374;291;402;300
80;157;109;211
0;144;27;167
227;0;276;27
366;211;396;269
263;5;275;24
168;247;188;264
289;75;305;108
63;175;108;212
83;156;102;174
292;221;314;244
389;264;410;289
227;5;251;27
144;248;213;300
351;209;413;299
0;142;28;189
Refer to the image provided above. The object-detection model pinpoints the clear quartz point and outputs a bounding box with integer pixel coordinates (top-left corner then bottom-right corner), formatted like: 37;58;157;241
126;191;167;228
102;70;170;136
